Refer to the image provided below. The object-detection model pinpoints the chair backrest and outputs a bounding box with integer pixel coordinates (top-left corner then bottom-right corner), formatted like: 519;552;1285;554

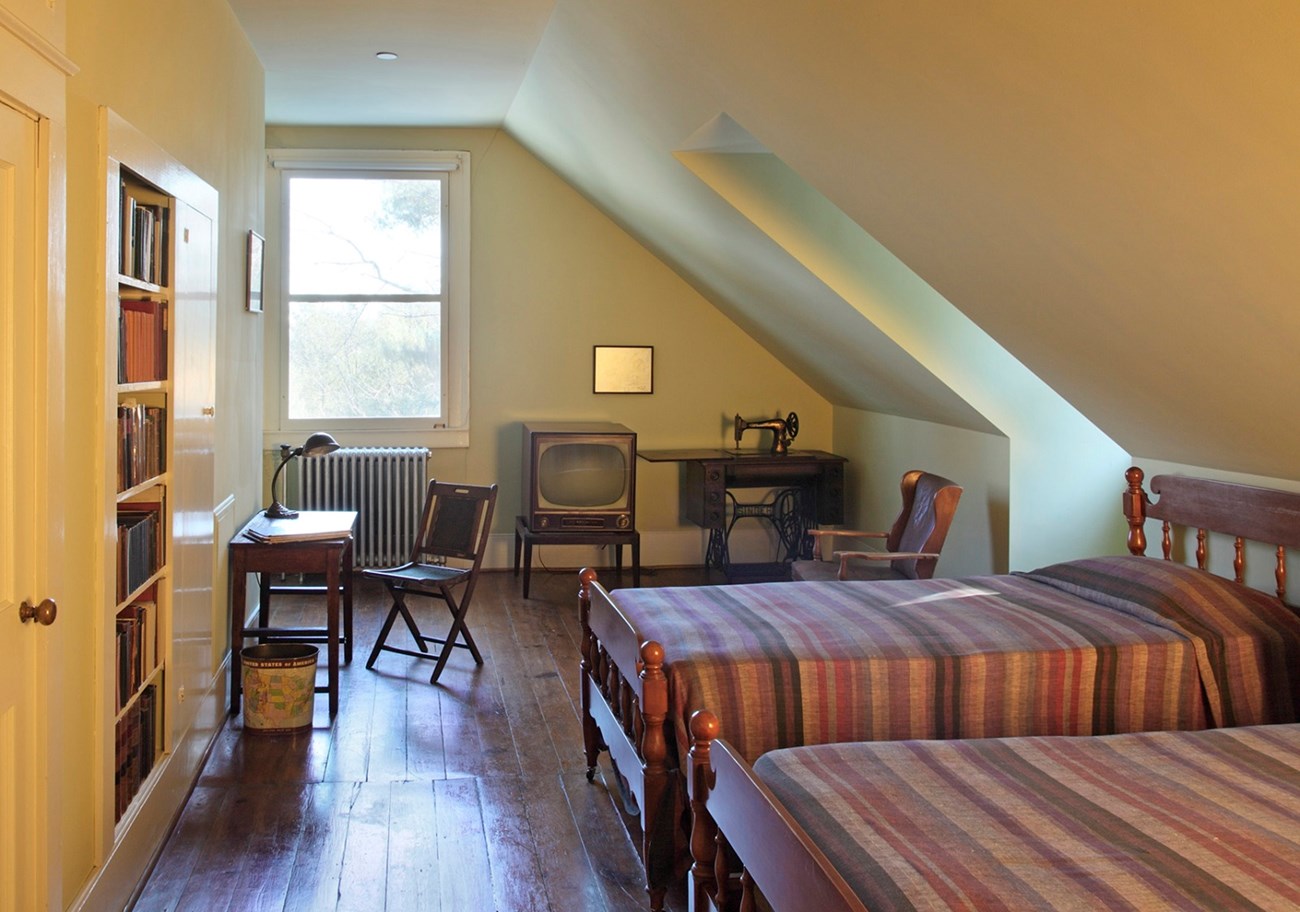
885;470;963;579
412;480;498;568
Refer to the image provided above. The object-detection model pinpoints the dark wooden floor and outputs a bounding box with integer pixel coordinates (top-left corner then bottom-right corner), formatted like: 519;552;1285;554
132;563;710;912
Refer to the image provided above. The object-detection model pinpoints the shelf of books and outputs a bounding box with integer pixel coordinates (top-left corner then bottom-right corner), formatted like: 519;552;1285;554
113;166;173;826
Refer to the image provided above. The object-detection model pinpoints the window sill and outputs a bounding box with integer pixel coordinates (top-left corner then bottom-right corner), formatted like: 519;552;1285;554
263;427;469;450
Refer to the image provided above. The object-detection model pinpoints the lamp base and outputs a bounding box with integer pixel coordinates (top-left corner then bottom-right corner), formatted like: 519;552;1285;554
264;501;299;519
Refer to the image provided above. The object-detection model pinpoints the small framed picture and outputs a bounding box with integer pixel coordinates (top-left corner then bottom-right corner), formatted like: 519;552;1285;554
594;345;654;394
246;230;265;313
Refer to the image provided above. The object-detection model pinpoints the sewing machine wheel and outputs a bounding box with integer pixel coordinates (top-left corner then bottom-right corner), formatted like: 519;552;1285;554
786;412;799;440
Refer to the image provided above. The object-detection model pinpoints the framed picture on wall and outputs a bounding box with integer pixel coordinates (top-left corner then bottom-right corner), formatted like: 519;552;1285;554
593;345;654;394
246;229;265;313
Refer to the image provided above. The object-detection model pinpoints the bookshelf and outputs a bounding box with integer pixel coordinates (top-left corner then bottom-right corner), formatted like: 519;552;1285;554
111;165;171;825
94;109;217;893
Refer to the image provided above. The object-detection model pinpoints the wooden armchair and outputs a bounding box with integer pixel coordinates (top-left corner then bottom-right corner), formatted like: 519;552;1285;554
791;470;962;582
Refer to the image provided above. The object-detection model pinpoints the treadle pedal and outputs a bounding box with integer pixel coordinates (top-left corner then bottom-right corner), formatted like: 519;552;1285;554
606;757;640;817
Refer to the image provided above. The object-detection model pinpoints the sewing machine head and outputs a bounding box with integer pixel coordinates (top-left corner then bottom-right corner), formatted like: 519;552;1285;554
734;411;800;455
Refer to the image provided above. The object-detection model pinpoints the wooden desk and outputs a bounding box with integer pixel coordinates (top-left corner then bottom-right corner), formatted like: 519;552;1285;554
513;515;640;597
639;449;846;580
229;510;357;717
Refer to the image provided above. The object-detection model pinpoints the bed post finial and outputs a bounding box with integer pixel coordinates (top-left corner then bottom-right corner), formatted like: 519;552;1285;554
579;566;598;596
1124;467;1149;555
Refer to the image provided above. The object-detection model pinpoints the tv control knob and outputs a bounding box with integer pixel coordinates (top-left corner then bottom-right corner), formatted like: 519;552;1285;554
617;515;630;529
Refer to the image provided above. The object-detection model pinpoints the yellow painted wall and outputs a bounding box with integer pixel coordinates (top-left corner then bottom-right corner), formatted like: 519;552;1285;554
833;408;1009;577
61;0;264;903
263;126;835;564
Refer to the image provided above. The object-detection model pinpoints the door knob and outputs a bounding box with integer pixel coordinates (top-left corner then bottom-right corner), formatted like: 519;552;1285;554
20;598;57;626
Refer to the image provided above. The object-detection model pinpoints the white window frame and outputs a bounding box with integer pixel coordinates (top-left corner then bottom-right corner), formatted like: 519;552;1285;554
268;149;470;448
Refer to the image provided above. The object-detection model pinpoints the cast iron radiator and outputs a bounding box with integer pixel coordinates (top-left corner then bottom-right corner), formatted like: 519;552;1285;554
297;447;430;567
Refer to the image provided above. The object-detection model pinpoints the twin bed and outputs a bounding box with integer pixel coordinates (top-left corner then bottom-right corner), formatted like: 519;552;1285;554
687;717;1300;911
578;467;1300;910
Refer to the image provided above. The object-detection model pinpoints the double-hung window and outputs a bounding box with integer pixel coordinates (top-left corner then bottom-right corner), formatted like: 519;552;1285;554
271;150;469;445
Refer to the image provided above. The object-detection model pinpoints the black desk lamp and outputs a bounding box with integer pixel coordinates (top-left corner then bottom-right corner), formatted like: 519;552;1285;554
265;431;340;518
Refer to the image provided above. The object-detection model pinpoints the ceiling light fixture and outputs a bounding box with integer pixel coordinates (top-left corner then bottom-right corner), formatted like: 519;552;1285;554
375;51;398;61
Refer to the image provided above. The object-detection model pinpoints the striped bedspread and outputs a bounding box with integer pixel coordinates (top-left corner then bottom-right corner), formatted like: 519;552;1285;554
753;724;1300;911
605;556;1300;762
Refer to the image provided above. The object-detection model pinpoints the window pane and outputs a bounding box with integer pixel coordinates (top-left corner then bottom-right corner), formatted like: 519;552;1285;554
287;300;441;419
289;176;441;295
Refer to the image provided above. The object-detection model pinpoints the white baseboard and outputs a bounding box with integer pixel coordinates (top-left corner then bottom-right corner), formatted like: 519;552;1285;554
66;667;228;912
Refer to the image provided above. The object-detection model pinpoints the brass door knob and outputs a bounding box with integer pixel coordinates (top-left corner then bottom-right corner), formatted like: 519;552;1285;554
19;598;57;626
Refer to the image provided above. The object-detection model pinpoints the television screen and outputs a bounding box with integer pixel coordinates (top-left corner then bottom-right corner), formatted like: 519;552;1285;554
538;443;627;507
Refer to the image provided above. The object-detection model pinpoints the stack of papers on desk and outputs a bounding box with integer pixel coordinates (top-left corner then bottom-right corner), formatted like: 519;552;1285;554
242;511;356;543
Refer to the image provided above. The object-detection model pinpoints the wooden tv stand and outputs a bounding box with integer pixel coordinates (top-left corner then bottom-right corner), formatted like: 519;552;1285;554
513;515;641;598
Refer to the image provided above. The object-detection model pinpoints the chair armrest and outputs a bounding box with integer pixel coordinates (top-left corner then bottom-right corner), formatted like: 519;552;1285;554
832;549;940;562
806;528;888;560
832;550;941;581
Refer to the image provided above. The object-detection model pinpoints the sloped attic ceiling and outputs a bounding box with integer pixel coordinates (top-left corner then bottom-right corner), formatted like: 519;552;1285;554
501;0;1299;482
232;0;1298;485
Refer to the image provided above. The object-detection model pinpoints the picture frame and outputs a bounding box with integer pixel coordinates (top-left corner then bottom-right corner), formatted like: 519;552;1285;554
246;229;265;313
593;345;654;394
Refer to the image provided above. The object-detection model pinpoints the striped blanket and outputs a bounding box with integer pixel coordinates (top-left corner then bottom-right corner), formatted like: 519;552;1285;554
605;556;1300;762
753;724;1300;911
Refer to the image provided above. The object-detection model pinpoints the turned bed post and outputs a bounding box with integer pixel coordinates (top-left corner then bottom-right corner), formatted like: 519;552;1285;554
1124;466;1149;555
579;567;601;780
639;639;671;912
688;711;721;912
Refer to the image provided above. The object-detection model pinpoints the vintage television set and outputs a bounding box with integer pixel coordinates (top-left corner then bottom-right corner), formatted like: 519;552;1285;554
522;422;636;532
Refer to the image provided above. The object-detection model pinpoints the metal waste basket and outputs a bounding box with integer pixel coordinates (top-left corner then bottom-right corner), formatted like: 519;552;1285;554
240;643;318;733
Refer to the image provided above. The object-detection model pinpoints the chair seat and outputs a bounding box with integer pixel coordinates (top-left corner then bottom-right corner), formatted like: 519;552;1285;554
364;562;469;587
790;559;908;582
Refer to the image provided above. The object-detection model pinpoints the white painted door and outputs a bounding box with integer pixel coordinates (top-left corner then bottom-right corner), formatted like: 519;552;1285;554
0;99;55;912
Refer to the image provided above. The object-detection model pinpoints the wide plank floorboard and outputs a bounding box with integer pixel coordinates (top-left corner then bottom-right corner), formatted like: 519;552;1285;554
132;565;707;911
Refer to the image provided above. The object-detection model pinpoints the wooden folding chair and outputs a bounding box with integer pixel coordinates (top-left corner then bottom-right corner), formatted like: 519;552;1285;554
363;480;498;684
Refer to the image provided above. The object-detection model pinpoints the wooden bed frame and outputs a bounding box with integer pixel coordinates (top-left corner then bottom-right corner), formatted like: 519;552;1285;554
579;467;1300;911
686;710;866;912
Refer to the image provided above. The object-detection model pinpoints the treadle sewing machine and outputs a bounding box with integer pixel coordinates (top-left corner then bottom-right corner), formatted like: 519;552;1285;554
639;411;845;582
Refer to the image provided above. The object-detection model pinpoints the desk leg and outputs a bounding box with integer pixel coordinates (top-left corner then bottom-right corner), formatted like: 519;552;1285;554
230;557;246;715
257;572;271;635
326;551;340;716
632;537;641;588
342;540;354;664
514;526;522;576
523;539;534;599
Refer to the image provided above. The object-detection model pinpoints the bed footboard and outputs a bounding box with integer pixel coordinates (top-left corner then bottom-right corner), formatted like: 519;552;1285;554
686;711;865;912
579;568;676;912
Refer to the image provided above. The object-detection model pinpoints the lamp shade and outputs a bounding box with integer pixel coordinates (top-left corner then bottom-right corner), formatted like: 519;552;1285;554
301;432;341;458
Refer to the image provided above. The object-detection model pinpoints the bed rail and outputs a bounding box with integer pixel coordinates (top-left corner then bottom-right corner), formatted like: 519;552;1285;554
1125;466;1300;600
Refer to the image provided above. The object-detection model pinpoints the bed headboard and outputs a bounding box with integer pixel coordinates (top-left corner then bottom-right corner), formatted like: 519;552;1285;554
1124;466;1300;601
